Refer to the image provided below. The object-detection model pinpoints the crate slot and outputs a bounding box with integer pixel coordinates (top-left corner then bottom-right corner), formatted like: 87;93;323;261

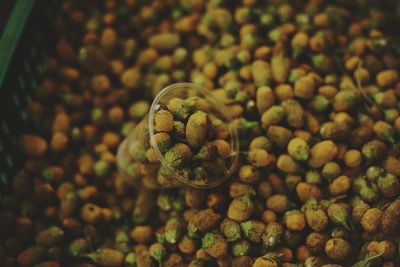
12;93;21;107
31;78;38;90
6;155;13;168
0;174;8;185
21;110;28;122
24;94;31;104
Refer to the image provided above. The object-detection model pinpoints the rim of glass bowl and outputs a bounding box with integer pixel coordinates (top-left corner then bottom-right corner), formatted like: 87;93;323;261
147;82;239;189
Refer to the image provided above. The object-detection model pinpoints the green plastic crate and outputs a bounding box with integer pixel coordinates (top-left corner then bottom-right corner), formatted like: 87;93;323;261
0;0;61;188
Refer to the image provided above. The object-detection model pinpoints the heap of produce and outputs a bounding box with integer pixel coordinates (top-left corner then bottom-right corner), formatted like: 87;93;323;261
1;0;400;266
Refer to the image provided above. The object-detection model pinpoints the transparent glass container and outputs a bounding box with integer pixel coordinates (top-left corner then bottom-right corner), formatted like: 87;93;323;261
117;83;239;189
